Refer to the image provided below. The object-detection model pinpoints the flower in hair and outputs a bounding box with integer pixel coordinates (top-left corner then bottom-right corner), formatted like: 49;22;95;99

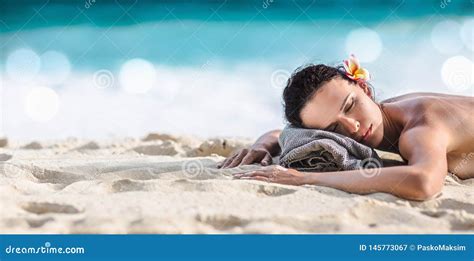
343;54;371;82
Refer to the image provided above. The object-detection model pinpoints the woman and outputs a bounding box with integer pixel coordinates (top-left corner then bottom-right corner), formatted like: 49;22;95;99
218;55;474;201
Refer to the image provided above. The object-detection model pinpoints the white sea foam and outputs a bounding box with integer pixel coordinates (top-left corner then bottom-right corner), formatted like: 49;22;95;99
1;63;285;139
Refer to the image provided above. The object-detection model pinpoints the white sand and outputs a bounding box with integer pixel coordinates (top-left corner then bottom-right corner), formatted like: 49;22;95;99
0;133;473;234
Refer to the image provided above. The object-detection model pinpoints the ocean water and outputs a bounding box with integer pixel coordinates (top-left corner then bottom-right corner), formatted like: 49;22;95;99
0;0;473;139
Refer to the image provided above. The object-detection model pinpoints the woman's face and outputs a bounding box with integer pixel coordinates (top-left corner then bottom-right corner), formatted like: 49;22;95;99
300;77;384;148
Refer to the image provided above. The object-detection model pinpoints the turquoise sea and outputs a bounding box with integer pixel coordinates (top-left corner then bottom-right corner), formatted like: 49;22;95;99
0;0;473;139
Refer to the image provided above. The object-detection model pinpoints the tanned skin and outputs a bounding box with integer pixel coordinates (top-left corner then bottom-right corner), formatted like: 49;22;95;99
218;78;474;201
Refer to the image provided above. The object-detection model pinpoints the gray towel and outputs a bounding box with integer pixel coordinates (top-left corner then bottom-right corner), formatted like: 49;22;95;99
278;124;382;172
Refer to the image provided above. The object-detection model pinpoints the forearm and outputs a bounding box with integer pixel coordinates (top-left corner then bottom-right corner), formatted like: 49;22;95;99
303;165;436;201
253;129;281;156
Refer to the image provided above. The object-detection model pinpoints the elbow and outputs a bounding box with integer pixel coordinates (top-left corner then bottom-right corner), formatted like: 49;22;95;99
407;168;443;201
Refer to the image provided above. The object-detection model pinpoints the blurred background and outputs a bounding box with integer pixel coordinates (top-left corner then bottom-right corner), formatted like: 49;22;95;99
0;0;473;140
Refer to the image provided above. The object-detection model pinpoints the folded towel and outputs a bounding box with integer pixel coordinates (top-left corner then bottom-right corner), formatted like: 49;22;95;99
278;124;382;172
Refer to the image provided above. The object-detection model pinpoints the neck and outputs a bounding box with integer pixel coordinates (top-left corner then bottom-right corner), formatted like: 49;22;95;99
377;103;403;152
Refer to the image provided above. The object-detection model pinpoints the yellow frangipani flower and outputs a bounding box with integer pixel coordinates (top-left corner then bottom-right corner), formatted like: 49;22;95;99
343;54;371;81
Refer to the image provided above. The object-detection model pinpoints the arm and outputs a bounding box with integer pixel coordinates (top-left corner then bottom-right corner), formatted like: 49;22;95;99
236;126;449;201
303;165;442;201
253;129;282;156
218;129;282;168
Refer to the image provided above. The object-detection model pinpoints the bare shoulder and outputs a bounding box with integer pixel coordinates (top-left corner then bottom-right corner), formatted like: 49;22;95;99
397;95;458;140
398;124;448;161
384;93;471;128
380;92;468;104
387;93;473;176
387;94;454;159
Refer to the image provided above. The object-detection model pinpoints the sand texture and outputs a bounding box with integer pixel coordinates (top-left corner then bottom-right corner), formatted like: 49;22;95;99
1;133;473;234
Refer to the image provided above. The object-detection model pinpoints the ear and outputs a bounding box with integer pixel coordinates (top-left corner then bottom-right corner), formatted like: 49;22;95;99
357;81;373;99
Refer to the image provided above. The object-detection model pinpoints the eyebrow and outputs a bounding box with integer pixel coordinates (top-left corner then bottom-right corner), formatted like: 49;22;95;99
323;93;351;130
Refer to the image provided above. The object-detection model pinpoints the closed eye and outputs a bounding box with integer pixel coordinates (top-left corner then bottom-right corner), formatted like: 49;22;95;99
325;94;355;132
331;97;355;132
344;97;355;113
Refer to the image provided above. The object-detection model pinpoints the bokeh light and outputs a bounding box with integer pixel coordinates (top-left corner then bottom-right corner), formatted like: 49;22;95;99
431;20;463;54
345;28;382;63
119;59;156;94
24;87;60;122
460;19;474;51
6;48;41;83
441;55;473;92
39;51;71;85
151;67;183;107
1;2;472;140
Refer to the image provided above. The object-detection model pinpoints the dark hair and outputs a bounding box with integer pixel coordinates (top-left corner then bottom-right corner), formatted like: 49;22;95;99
282;64;358;128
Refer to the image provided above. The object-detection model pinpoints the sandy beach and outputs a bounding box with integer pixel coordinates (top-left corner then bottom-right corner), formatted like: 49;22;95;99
0;133;473;234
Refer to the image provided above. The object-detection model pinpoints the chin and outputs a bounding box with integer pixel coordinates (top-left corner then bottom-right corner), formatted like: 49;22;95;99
371;132;384;148
366;125;382;148
362;139;375;148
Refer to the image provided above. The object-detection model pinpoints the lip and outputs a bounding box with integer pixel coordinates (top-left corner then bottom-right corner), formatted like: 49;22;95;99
360;124;373;143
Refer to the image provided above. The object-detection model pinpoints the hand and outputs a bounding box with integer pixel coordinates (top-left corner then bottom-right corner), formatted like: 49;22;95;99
217;146;273;169
233;165;306;186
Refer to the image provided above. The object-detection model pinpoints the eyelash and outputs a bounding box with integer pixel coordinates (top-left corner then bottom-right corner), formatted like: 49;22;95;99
331;97;356;132
345;97;356;113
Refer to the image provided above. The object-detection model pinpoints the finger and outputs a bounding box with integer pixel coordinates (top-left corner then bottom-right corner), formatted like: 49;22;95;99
226;150;247;168
220;154;237;169
233;165;274;177
260;153;272;166
216;161;224;168
232;169;256;177
218;158;232;168
239;152;258;166
242;176;270;182
233;171;252;178
233;170;258;178
218;156;231;168
236;170;271;178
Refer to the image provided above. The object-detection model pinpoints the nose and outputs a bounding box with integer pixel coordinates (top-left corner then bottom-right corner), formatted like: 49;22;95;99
338;115;360;135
